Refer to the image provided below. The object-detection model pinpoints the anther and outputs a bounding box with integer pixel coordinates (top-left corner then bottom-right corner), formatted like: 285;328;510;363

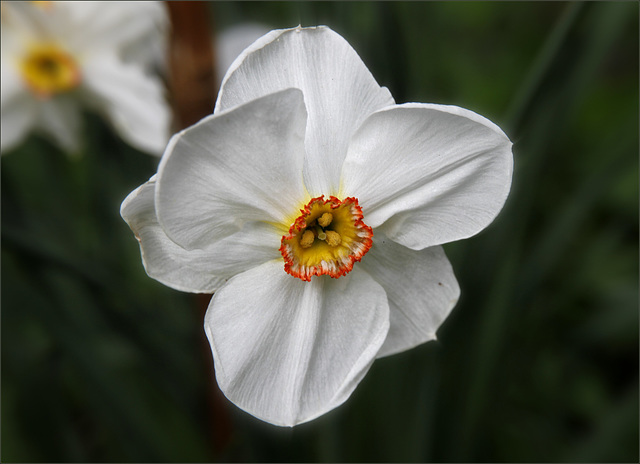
299;230;315;248
318;212;333;227
325;230;342;247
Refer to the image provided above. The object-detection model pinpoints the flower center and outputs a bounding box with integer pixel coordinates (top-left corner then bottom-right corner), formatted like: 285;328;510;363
280;196;373;281
21;44;81;98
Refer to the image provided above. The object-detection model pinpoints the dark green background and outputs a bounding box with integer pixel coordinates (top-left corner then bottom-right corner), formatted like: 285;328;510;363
2;2;638;462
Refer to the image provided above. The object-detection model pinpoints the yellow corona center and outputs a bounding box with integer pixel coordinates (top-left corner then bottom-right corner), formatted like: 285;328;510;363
280;196;373;281
21;44;81;98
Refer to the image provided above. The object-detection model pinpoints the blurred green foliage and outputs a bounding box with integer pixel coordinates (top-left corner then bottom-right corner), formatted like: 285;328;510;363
2;2;638;462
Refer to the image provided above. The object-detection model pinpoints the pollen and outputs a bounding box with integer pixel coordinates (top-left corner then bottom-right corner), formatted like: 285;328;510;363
21;43;81;98
325;230;341;247
318;212;333;227
299;230;315;248
280;196;373;281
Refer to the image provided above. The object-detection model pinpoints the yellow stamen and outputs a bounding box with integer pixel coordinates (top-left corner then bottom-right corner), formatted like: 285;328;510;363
318;212;333;228
325;230;341;247
299;230;315;248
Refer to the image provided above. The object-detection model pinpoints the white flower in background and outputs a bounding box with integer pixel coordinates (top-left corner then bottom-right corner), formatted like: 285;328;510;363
1;1;170;155
121;26;513;426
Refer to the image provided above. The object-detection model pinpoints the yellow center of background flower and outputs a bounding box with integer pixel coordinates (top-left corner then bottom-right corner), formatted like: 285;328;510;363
21;44;80;98
280;196;373;281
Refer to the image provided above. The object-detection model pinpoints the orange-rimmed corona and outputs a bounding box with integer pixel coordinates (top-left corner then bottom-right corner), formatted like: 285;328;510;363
280;196;373;281
20;43;81;99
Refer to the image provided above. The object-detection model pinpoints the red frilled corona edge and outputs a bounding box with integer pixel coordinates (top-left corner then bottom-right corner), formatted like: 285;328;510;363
280;195;373;281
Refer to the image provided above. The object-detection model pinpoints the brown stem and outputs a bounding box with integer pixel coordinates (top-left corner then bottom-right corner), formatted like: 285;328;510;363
167;1;217;129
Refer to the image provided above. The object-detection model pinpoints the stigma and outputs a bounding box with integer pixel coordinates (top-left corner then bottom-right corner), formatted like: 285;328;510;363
21;43;81;98
280;196;373;281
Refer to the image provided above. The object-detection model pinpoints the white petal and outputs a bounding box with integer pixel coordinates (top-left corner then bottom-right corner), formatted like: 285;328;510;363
57;1;168;61
81;54;170;155
216;26;394;196
156;88;308;250
341;103;513;250
121;177;225;293
360;233;460;358
0;96;35;154
203;222;282;278
205;261;390;426
0;61;35;153
1;2;48;46
36;96;82;154
1;50;24;103
122;177;282;293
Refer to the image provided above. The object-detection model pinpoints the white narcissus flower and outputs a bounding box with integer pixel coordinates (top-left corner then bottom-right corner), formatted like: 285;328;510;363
121;26;513;426
1;1;170;156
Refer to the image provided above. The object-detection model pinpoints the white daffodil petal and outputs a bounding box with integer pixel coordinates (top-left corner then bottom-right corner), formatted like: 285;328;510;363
0;96;35;154
59;1;168;65
81;54;170;156
156;88;308;251
360;233;460;358
122;177;282;293
121;177;226;293
216;26;394;197
1;2;49;45
0;63;35;153
341;103;513;250
37;96;81;154
205;261;390;426
1;53;24;103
